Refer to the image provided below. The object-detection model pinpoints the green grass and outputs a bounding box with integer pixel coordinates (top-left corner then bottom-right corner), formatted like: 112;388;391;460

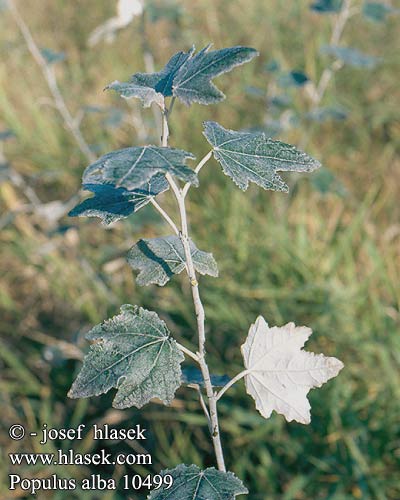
1;1;399;499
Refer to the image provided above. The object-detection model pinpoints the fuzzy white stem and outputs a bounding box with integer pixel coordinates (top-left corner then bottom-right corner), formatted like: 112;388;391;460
176;342;199;362
149;198;179;235
182;150;213;198
216;370;250;401
160;108;226;472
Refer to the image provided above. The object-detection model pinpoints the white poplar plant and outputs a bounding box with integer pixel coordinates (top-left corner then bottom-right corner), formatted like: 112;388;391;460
68;44;344;499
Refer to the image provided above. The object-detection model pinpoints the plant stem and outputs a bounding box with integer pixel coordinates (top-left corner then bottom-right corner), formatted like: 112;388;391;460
149;198;180;235
176;342;199;362
300;0;353;150
8;0;96;163
182;150;213;198
216;370;250;401
305;0;353;107
159;108;226;472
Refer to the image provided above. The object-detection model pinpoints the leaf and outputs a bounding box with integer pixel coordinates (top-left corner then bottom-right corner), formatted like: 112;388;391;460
203;121;321;192
83;146;197;190
127;235;218;286
320;45;380;68
264;59;280;72
182;367;230;388
305;106;348;122
277;70;309;88
148;464;248;500
68;174;169;225
106;80;165;108
40;48;66;65
106;48;191;106
123;44;258;106
241;316;344;424
0;129;15;141
363;2;398;22
172;44;259;105
68;305;184;409
310;0;343;13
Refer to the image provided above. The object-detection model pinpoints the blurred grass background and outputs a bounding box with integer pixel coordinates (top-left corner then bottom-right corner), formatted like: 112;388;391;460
0;0;399;499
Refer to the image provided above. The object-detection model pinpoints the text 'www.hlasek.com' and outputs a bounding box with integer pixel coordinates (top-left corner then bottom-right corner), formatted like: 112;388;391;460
8;422;173;495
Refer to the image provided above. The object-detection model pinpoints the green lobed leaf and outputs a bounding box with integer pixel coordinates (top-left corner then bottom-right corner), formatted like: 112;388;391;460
127;235;218;286
68;305;184;409
83;146;197;190
148;464;248;500
320;45;380;68
120;45;258;107
203;121;321;192
131;47;195;97
105;47;194;108
68;174;169;225
172;44;259;105
105;80;165;108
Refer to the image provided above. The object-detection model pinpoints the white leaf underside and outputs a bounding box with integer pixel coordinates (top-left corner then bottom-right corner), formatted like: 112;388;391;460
241;316;343;424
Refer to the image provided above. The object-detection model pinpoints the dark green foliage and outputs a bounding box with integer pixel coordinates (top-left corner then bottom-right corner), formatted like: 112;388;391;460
68;305;184;409
83;146;197;190
69;175;169;225
127;235;218;286
148;464;248;499
110;45;258;107
203;121;320;192
310;0;343;13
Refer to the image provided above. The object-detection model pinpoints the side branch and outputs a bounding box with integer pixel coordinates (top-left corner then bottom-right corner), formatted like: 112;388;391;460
149;199;179;235
176;342;199;362
8;0;96;163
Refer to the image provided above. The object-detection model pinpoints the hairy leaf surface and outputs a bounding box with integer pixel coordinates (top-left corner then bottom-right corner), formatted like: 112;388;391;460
203;121;320;192
68;305;184;409
148;464;248;500
127;235;218;286
69;175;169;225
117;45;258;106
83;146;197;190
241;316;344;424
172;45;259;105
131;47;195;97
106;80;165;108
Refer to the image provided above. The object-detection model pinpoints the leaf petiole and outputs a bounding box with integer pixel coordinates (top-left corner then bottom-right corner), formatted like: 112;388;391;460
216;370;250;401
182;150;213;198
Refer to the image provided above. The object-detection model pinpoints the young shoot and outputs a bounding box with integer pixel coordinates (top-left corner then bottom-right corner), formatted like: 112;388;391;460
68;43;343;498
